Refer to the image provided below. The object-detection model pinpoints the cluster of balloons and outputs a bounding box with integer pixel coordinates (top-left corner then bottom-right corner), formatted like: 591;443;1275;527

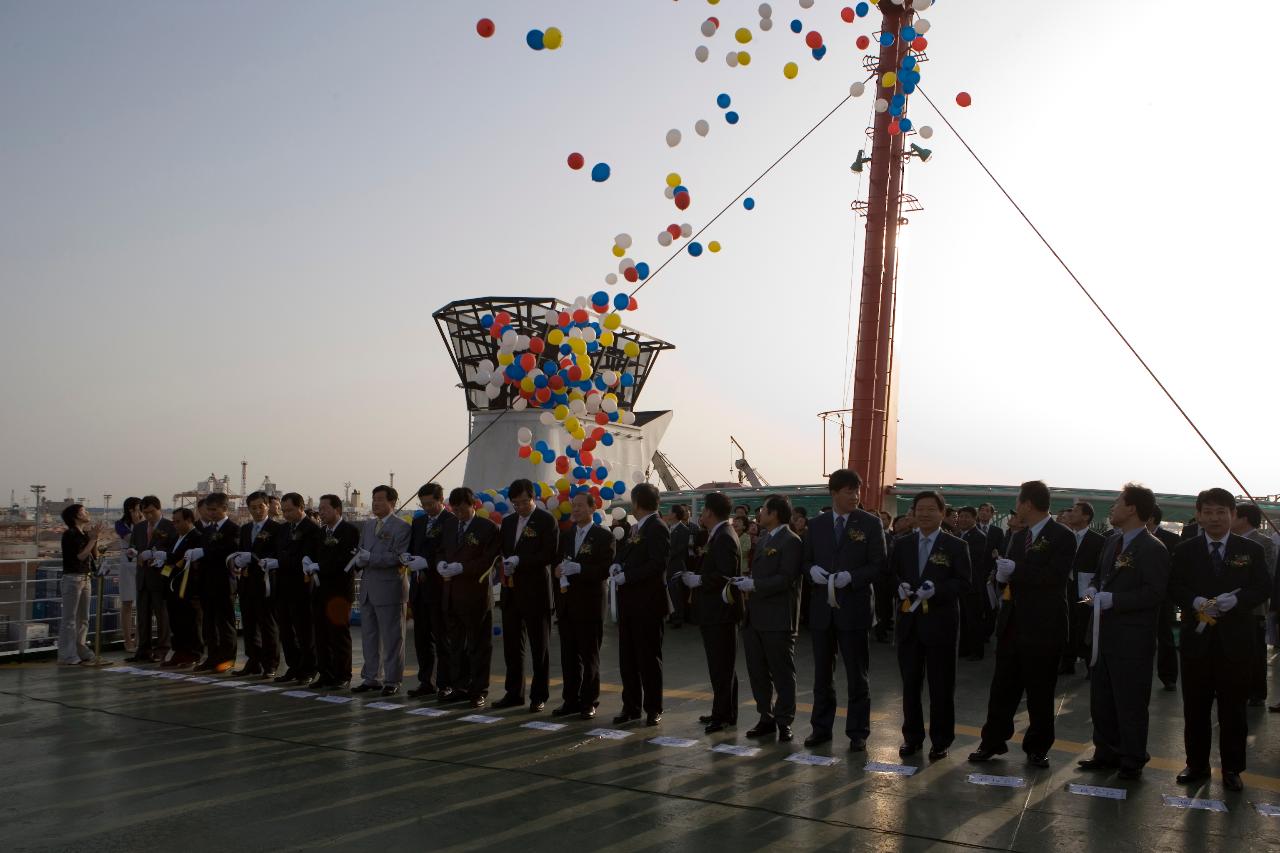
526;27;563;51
566;152;611;182
665;171;693;211
657;221;694;247
715;92;740;125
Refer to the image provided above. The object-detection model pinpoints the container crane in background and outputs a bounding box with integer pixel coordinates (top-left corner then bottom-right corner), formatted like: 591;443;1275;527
731;436;770;489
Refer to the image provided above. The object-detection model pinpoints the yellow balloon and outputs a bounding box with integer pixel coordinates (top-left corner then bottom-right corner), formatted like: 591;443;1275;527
603;312;621;330
623;341;640;358
612;244;624;257
708;241;721;253
783;61;798;80
555;477;570;492
553;404;568;421
529;450;543;464
520;376;535;393
476;508;490;518
568;389;584;401
882;71;897;87
735;27;752;44
543;27;563;50
600;330;615;347
666;172;682;188
737;51;750;65
547;329;564;345
497;351;514;366
579;364;593;380
604;392;618;404
564;416;580;433
569;337;587;355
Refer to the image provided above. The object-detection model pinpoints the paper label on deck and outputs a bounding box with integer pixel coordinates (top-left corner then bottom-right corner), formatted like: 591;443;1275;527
243;684;282;693
1162;795;1226;812
185;676;218;684
282;690;319;699
366;701;406;711
967;774;1026;788
648;736;698;748
316;695;353;704
1254;803;1280;818
406;707;448;717
865;762;918;776
1067;784;1126;800
712;744;762;757
155;672;190;680
104;666;137;673
522;721;568;732
786;753;839;767
213;680;248;688
586;728;632;740
460;714;501;724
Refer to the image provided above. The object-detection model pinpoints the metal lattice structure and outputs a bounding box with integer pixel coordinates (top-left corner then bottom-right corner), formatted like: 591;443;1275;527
433;296;675;412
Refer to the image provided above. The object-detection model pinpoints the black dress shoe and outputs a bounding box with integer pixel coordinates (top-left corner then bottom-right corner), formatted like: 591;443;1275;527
803;732;832;748
1162;682;1178;692
407;685;437;698
274;671;296;684
192;661;213;672
745;721;777;739
1270;703;1280;713
381;685;400;697
1222;771;1244;792
968;746;1007;763
777;725;793;742
295;673;317;686
470;695;487;709
848;738;867;752
124;655;142;663
437;688;457;703
645;712;662;726
351;683;380;693
928;747;949;761
311;678;336;690
1176;766;1210;785
259;671;277;681
580;707;597;720
529;702;545;713
492;695;524;709
551;704;582;717
1077;757;1116;771
1117;767;1142;781
1248;697;1266;707
704;721;726;734
1027;753;1050;768
698;714;715;724
232;667;263;678
1058;664;1075;676
613;711;641;725
899;742;922;758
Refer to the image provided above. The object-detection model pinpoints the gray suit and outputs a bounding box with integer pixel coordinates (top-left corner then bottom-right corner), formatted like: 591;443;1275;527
741;525;803;727
357;514;412;687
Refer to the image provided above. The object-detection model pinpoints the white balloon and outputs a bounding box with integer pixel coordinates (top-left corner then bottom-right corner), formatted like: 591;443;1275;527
485;385;500;400
915;18;930;33
725;50;738;67
546;497;559;512
915;0;932;9
586;394;601;413
618;257;634;273
573;296;587;309
694;45;709;63
626;514;637;525
664;185;675;199
702;20;718;37
570;399;587;416
874;98;888;113
759;17;773;31
601;370;618;386
694;119;710;137
918;125;934;140
799;0;813;7
615;233;632;249
478;358;494;374
611;506;627;520
850;82;866;97
475;369;492;384
758;3;772;18
517;427;533;445
540;411;555;426
512;397;528;411
501;329;517;347
619;410;636;425
582;327;598;343
613;527;626;541
601;397;618;413
568;327;582;340
543;308;559;326
665;128;681;148
605;273;618;284
657;231;673;247
680;223;693;237
515;334;529;350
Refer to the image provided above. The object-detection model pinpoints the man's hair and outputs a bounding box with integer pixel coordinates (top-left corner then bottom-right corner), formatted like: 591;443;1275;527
957;506;978;518
705;492;731;520
1119;483;1156;523
205;492;228;510
417;482;444;500
1195;488;1236;512
246;491;269;507
195;496;207;508
1074;501;1095;522
61;504;82;526
1236;502;1262;528
173;507;195;524
978;502;995;512
793;507;808;519
319;494;342;511
448;487;475;507
281;492;304;509
372;484;398;504
1017;480;1051;512
632;483;659;512
1151;504;1164;525
912;490;946;512
140;495;162;511
671;504;689;522
508;479;535;500
828;468;861;494
764;494;792;525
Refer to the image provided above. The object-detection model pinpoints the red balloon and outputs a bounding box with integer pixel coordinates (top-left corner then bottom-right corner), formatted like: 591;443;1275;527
567;152;584;170
628;296;638;311
840;7;854;23
489;512;503;526
888;120;901;135
572;308;588;323
856;34;870;50
548;375;564;390
580;451;593;466
568;365;582;381
912;36;928;51
581;438;596;452
557;311;571;326
490;326;503;340
528;337;545;354
519;353;535;370
592;302;608;314
621;267;636;283
707;16;719;27
555;456;570;474
591;427;606;440
666;223;682;238
956;91;973;107
495;311;511;325
595;412;609;425
805;31;823;50
476;18;495;38
518;445;532;458
674;191;690;211
535;387;551;403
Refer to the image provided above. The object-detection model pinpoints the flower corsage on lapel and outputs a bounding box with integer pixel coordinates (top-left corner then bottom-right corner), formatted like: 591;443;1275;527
847;527;866;543
927;553;951;568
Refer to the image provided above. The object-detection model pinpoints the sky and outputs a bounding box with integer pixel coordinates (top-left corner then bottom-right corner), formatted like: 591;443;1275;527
2;0;1278;508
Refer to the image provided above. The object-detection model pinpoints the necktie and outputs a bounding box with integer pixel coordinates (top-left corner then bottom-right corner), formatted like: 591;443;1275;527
919;535;931;575
147;521;155;544
835;515;847;544
1023;529;1033;555
1210;541;1224;576
375;517;384;537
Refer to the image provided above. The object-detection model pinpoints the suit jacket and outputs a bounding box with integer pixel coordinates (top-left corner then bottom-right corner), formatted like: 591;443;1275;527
238;518;284;594
617;513;671;620
408;510;456;604
197;517;241;592
1068;528;1106;599
275;517;323;590
316;519;360;599
959;527;988;588
803;509;887;631
1092;529;1170;658
440;515;501;618
745;526;803;632
357;514;412;606
1169;533;1270;662
165;527;203;597
892;530;971;646
500;508;559;612
981;524;1005;561
130;518;178;569
556;523;614;622
1242;529;1276;617
690;523;743;626
667;521;692;576
995;517;1076;653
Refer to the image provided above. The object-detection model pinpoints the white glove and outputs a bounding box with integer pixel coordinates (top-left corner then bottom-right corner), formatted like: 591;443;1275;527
139;550;154;562
233;552;252;569
405;556;428;573
1084;586;1098;600
1095;591;1114;610
612;570;627;586
1193;596;1209;612
1215;592;1238;613
916;580;935;601
734;577;755;592
995;558;1015;583
561;561;582;577
260;558;279;571
185;547;204;562
437;561;448;574
897;581;913;600
302;556;319;574
151;551;167;568
609;563;622;576
503;556;520;570
808;565;830;585
832;571;852;589
354;548;370;568
436;562;463;578
126;548;138;561
448;562;464;575
398;553;414;566
682;572;702;589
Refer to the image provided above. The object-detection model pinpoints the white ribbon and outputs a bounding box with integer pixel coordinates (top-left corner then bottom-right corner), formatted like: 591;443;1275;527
986;578;998;610
908;595;923;613
720;582;734;606
826;573;839;609
607;575;618;623
1089;594;1102;668
343;554;358;574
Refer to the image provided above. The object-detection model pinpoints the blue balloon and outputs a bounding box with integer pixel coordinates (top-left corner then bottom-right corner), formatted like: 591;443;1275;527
601;433;615;446
716;93;731;109
480;314;494;329
587;340;600;354
592;511;604;525
889;103;903;117
673;185;687;194
688;241;703;257
620;373;636;387
494;502;509;514
614;482;627;495
595;466;609;480
559;343;572;355
505;364;525;380
902;82;916;95
743;197;755;210
566;445;578;458
812;45;826;61
534;375;548;389
855;1;869;16
899;118;913;132
412;509;425;518
526;29;545;50
900;26;917;41
901;56;916;70
590;162;611;183
635;262;650;279
613;292;629;310
891;94;906;107
725;111;739;124
591;290;608;305
608;411;619;422
790;18;802;33
600;487;614;501
879;32;895;46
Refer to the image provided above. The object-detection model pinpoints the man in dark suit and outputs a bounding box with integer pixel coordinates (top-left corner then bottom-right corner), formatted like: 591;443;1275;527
494;479;558;712
438;487;501;708
970;480;1076;768
160;507;203;668
312;494;360;689
1169;488;1271;792
735;495;803;743
954;506;989;661
273;492;323;685
232;491;283;678
1077;484;1170;780
553;491;614;719
1147;505;1182;691
193;492;240;673
665;505;693;628
1230;503;1276;707
802;469;887;752
977;503;1005;643
683;492;743;733
892;491;971;760
1061;500;1106;676
610;483;670;727
401;482;456;698
127;495;177;663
